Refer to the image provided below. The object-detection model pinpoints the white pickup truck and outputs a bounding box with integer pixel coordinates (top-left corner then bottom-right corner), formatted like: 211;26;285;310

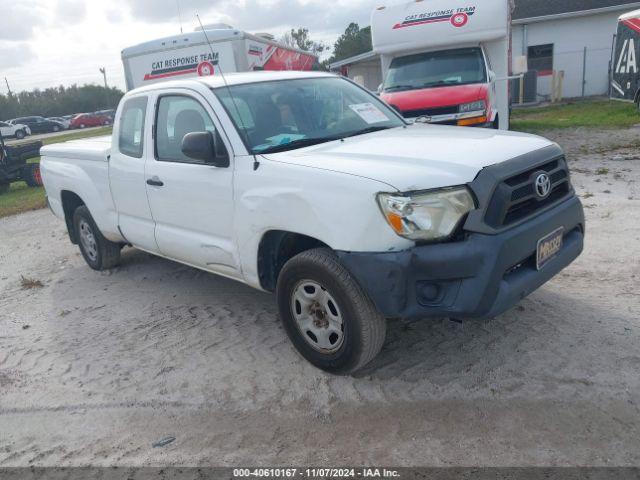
41;71;585;374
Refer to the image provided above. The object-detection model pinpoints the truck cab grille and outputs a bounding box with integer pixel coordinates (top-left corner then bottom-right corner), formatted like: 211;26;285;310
484;157;572;228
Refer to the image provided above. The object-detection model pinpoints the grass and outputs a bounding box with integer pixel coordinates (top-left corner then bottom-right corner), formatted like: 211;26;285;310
0;127;112;218
511;99;640;132
511;98;640;133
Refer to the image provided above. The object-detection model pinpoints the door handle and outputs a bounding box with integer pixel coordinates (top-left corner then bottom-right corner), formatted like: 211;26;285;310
146;177;164;187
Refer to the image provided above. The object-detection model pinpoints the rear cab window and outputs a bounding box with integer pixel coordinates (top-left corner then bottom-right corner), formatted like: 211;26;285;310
118;96;148;158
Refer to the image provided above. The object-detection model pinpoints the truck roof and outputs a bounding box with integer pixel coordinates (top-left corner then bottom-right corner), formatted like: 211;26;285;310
619;8;640;21
128;70;337;94
121;27;317;60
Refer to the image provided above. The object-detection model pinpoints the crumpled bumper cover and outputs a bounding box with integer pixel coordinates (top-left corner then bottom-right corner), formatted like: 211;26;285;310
337;195;585;320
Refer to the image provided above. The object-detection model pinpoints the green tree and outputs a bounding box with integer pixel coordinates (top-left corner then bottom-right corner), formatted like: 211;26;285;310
280;28;327;57
329;23;372;64
0;84;124;121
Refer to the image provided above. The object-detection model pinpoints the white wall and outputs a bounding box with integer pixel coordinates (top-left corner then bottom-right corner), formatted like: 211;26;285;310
346;60;383;91
512;11;620;98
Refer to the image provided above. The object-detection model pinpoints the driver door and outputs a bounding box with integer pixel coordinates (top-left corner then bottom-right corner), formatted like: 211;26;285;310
144;90;239;277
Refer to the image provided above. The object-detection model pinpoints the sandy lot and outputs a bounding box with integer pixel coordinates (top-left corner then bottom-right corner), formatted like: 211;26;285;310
0;127;639;467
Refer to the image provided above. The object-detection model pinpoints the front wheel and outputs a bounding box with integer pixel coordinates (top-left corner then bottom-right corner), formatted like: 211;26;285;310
73;206;121;270
276;248;386;375
52;125;60;132
15;129;26;139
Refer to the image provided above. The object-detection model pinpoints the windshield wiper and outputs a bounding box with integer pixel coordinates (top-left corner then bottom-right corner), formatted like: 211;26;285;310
383;84;414;92
420;79;462;88
255;136;341;154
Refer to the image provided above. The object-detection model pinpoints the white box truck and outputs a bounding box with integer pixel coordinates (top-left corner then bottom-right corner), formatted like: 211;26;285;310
121;25;317;91
372;0;512;129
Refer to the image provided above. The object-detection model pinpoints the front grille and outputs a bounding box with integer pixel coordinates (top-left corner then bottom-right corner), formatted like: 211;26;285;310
402;105;459;118
484;157;572;228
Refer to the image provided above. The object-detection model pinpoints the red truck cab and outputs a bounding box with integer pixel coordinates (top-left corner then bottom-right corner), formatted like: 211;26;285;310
380;46;497;128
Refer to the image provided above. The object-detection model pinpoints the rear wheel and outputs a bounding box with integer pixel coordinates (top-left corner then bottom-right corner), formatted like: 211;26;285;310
73;206;121;270
52;125;60;132
22;163;43;187
14;129;26;140
79;124;86;129
276;248;386;375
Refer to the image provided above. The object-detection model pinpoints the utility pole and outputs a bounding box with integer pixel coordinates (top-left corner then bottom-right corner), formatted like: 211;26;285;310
4;77;12;96
99;68;108;89
176;0;183;33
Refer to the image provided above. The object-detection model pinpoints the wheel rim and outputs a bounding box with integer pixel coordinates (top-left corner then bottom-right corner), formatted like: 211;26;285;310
79;219;98;262
291;280;344;353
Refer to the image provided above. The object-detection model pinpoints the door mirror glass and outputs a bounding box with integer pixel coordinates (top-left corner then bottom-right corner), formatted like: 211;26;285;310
181;131;229;168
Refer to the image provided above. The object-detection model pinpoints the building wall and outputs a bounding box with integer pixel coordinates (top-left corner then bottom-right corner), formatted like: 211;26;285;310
346;61;383;91
512;11;621;98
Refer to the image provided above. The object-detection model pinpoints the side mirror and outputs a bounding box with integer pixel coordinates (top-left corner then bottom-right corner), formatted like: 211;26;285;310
488;70;497;82
181;131;229;168
377;83;384;94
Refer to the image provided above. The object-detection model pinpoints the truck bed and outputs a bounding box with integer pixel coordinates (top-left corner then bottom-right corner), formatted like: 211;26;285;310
40;135;120;244
40;135;112;162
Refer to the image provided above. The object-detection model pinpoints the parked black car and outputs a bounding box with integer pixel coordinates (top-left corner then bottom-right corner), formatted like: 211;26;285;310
9;116;65;134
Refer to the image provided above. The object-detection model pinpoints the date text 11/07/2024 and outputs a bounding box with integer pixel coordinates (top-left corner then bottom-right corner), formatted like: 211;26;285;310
232;468;401;478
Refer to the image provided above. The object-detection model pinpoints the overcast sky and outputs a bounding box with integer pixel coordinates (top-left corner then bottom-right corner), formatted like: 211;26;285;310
0;0;375;94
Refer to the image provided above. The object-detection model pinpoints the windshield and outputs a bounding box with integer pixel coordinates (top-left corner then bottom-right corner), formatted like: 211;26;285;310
213;77;405;154
383;47;487;93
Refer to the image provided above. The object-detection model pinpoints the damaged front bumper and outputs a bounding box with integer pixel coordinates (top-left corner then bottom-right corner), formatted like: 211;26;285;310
337;195;585;320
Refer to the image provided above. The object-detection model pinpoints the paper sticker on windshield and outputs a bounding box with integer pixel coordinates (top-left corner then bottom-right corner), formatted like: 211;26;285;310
349;103;389;124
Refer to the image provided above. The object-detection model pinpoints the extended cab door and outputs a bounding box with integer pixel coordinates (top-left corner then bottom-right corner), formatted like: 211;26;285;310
144;90;238;277
108;95;159;253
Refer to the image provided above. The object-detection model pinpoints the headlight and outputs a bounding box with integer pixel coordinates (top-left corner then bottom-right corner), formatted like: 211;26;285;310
377;187;475;241
459;100;486;113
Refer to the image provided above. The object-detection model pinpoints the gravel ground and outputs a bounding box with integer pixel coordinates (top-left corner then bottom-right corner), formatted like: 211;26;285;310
0;127;639;467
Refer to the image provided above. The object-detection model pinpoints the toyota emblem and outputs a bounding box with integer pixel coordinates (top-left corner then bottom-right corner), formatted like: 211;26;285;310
535;173;552;199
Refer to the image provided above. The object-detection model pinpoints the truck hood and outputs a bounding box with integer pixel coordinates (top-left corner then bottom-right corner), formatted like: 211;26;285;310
262;124;556;192
381;84;488;112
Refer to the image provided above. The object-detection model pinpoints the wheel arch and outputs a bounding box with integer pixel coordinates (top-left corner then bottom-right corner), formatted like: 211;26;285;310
257;230;329;292
60;190;86;244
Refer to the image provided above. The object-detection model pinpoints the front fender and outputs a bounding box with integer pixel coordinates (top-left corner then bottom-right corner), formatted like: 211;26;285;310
233;157;413;289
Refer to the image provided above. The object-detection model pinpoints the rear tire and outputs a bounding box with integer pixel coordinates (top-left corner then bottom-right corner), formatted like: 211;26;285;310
73;205;121;270
80;124;86;129
276;248;386;375
52;125;60;132
15;129;26;140
22;163;43;187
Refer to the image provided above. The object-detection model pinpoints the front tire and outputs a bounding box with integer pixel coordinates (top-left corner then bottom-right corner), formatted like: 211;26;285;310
15;129;26;139
73;206;121;270
276;248;386;375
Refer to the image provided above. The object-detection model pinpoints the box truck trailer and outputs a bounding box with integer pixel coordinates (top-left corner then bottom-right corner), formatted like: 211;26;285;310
611;9;640;107
121;25;317;91
372;0;512;129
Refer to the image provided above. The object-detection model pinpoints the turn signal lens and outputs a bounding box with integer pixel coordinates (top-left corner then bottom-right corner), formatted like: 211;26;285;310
457;116;488;126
